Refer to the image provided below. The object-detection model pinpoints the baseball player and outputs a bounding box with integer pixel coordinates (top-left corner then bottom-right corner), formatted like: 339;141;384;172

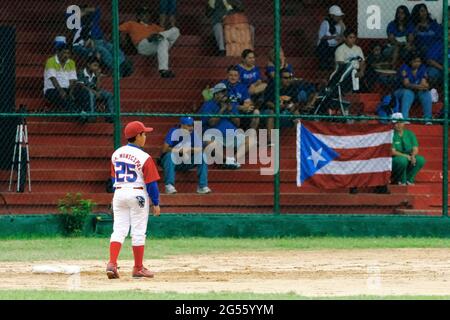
107;121;161;279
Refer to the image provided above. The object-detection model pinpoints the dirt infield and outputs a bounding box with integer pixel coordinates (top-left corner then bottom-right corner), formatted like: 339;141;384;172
1;249;450;297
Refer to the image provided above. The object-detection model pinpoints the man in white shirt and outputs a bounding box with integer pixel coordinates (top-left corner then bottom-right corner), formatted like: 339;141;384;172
43;44;89;115
334;29;366;78
333;28;366;95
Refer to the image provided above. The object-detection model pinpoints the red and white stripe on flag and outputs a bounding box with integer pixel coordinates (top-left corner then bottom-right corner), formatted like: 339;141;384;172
298;121;393;189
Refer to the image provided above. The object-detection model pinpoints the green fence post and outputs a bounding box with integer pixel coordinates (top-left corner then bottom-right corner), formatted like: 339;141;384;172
273;0;281;215
443;0;449;218
112;0;121;149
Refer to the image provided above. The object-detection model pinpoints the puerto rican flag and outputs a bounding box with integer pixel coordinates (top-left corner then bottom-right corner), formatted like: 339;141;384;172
297;121;393;189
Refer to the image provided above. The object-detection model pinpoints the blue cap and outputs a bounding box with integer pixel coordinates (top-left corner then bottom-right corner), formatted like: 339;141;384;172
54;36;67;49
180;116;194;126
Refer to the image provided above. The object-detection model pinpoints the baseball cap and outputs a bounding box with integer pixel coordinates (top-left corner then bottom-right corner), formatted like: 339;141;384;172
329;5;344;17
211;83;228;95
180;116;194;126
54;36;66;44
391;112;404;123
124;121;153;139
54;36;67;49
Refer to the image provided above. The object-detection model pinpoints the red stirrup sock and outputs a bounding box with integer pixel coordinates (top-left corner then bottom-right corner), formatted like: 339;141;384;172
109;242;122;265
132;246;145;269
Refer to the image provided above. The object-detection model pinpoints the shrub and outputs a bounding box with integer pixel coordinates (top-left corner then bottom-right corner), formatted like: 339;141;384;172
58;193;96;236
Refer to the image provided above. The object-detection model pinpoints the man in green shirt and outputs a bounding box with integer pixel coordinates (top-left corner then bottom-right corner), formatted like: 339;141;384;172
391;113;426;185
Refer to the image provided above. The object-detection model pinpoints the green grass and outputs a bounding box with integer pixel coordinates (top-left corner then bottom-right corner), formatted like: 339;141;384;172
1;237;450;262
1;290;450;300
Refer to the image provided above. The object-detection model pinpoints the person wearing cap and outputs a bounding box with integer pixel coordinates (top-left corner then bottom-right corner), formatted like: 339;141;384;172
316;5;346;70
391;113;425;186
160;117;211;194
107;121;161;279
119;6;180;78
43;44;90;118
198;82;248;168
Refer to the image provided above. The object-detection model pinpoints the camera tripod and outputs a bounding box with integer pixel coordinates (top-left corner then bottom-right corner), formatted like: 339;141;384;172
8;115;31;193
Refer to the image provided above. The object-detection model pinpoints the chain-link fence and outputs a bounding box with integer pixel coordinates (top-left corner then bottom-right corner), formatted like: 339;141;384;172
0;0;448;216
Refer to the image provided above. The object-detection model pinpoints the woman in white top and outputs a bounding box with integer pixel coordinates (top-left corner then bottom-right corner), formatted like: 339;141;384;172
316;5;346;70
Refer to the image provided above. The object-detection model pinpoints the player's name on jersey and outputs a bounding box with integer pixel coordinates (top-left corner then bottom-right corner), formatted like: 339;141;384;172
114;153;143;170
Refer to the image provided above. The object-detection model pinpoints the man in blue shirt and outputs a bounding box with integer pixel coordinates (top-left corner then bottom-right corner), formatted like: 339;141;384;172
222;65;259;130
198;83;250;169
160;117;211;194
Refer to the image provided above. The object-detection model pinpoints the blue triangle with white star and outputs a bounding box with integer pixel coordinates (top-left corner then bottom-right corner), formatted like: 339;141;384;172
298;123;340;185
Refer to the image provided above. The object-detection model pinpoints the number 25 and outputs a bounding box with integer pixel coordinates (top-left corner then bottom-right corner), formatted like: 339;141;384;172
115;162;137;182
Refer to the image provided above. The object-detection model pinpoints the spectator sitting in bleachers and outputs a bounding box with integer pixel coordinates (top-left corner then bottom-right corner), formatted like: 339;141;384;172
159;0;177;29
198;83;255;169
265;47;294;81
69;5;133;77
426;40;449;87
160;117;211;195
394;52;432;124
410;3;442;59
119;6;180;78
334;29;366;86
391;112;425;186
365;43;397;88
384;5;414;66
376;94;400;124
205;0;254;56
332;28;366;104
77;57;114;123
316;5;346;71
262;68;308;136
43;44;90;121
222;65;260;130
236;49;267;98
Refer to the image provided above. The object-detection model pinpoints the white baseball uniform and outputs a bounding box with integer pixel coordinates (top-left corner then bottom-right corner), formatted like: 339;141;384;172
110;144;160;246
